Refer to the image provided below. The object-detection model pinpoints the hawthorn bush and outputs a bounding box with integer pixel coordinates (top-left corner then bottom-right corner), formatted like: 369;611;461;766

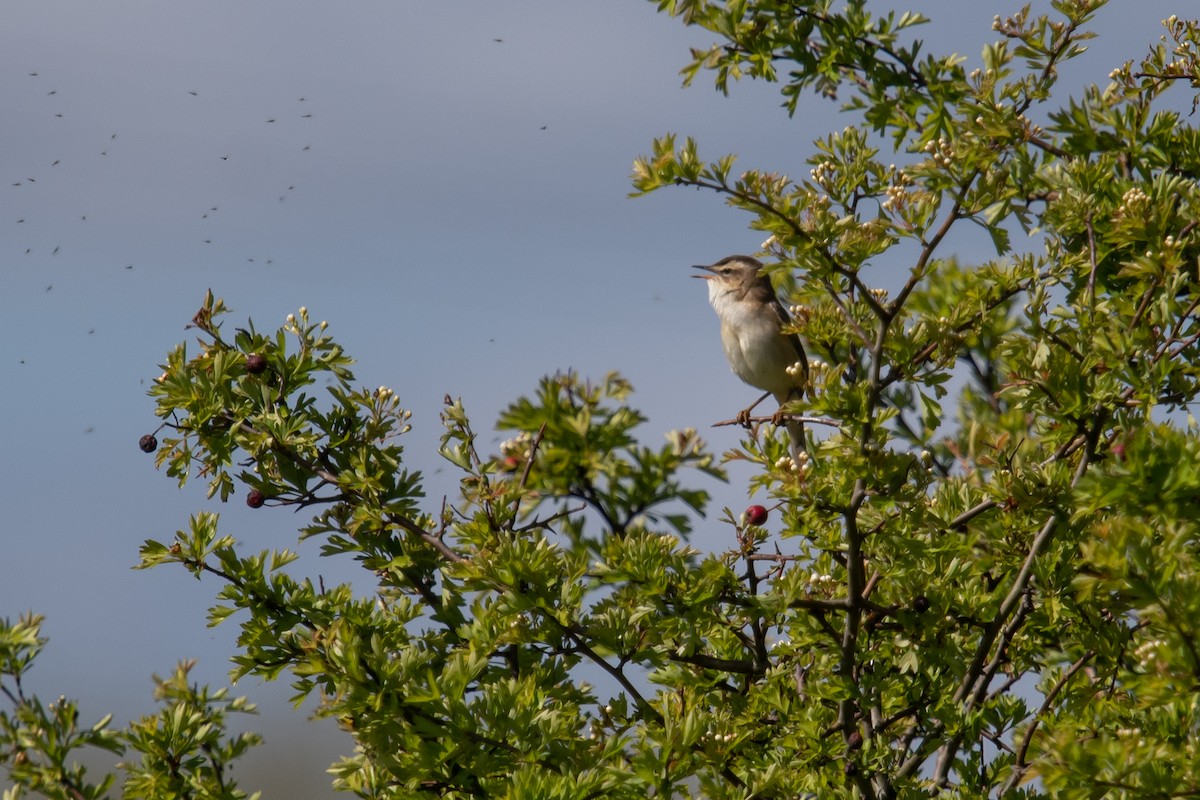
7;2;1200;798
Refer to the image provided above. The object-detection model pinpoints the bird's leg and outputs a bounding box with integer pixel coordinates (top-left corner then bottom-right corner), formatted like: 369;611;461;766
770;404;791;428
770;387;803;427
736;391;773;427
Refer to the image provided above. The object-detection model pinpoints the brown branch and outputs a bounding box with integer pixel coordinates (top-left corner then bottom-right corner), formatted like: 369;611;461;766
1000;650;1096;795
819;275;874;347
711;413;841;430
780;1;928;87
888;171;976;320
668;652;761;675
231;416;466;565
1026;134;1071;159
933;411;1102;786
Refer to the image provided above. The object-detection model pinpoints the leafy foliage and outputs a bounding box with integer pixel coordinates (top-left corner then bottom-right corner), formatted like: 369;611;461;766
8;2;1200;799
1;614;259;800
632;2;1200;796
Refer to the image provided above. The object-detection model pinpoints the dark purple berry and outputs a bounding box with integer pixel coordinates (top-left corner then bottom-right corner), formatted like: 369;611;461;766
139;434;158;453
246;489;266;508
245;353;267;374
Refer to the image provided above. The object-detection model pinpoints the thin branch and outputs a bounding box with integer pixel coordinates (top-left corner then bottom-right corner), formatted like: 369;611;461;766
1000;650;1096;795
888;171;976;320
780;2;928;87
818;275;874;347
934;412;1103;785
711;413;841;430
668;653;761;675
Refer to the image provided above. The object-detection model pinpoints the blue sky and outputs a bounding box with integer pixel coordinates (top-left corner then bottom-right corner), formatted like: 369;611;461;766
1;1;1186;795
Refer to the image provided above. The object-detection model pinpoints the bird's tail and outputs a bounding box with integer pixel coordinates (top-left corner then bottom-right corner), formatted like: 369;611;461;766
772;386;807;464
784;417;806;463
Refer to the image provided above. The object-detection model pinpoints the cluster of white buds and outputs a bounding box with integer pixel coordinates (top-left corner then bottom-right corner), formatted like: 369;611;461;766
924;137;956;168
810;160;838;189
1016;113;1045;140
775;449;812;476
869;287;889;303
284;306;310;333
803;358;830;392
1133;637;1167;667
701;729;737;744
808;571;836;587
786;361;806;380
1141;235;1185;263
1109;61;1132;81
375;386;394;400
499;431;534;459
992;9;1028;35
1116;186;1149;217
881;167;913;213
1116;730;1148;748
882;183;908;213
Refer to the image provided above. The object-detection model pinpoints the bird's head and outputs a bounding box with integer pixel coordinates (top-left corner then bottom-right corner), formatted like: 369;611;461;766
692;255;767;298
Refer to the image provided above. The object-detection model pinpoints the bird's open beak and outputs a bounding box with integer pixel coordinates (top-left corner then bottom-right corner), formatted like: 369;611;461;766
691;264;715;279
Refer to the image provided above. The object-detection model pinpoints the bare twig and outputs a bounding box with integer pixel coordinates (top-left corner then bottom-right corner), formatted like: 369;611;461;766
712;413;840;430
1000;650;1096;795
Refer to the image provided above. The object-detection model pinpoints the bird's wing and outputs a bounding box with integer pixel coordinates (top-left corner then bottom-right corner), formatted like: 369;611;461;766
771;298;808;376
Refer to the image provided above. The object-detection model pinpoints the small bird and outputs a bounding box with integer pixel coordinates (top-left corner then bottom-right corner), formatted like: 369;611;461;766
693;255;808;456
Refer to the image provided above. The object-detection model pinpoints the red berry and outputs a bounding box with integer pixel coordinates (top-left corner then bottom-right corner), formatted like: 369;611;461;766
744;505;769;526
1111;441;1126;462
500;455;521;472
246;489;266;508
245;353;267;374
139;434;158;453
